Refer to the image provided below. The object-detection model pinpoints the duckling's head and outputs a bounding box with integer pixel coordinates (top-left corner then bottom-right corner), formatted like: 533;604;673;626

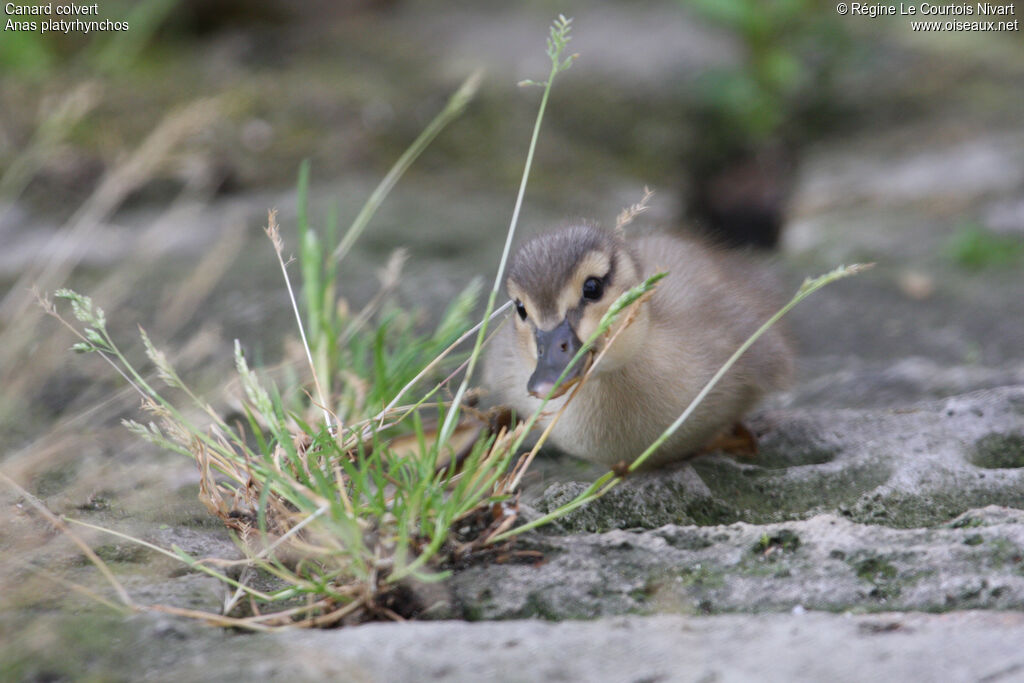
505;224;649;399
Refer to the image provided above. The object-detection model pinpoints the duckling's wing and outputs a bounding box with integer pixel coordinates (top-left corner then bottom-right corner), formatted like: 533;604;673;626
634;234;792;393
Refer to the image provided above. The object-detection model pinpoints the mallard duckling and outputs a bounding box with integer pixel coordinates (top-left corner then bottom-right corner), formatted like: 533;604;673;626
484;223;792;469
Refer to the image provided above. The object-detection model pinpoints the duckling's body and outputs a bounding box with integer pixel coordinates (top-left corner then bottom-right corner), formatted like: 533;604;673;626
484;224;792;469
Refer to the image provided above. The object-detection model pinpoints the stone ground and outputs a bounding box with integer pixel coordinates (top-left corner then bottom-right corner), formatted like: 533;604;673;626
2;2;1023;681
6;611;1024;682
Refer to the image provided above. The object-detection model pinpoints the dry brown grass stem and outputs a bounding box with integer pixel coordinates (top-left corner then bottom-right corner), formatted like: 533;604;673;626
0;471;135;609
169;600;360;632
156;212;248;334
1;97;223;326
147;604;283;632
82;182;227;326
24;563;135;615
1;98;226;457
0;81;101;202
264;209;333;429
614;186;655;236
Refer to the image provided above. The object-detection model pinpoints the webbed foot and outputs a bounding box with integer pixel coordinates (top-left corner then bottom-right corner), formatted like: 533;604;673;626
701;422;758;458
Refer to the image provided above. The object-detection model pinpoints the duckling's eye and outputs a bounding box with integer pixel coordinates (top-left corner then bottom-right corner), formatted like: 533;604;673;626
514;299;528;320
582;276;604;302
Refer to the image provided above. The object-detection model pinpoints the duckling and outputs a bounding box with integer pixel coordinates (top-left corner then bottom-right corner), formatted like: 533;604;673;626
484;223;792;469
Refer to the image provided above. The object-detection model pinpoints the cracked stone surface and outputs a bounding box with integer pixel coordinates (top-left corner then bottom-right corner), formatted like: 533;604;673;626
529;387;1024;532
444;388;1024;621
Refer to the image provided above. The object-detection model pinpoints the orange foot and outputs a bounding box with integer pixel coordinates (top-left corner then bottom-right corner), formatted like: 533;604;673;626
701;422;758;458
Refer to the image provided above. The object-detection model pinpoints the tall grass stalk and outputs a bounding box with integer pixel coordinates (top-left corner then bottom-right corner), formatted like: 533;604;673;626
265;209;332;427
439;15;576;446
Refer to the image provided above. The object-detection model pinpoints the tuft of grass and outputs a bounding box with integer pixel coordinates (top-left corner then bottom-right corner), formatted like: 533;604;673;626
32;17;574;630
43;244;519;627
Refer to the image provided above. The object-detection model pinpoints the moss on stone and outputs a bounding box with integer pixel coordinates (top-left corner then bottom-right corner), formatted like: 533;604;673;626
971;433;1024;470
